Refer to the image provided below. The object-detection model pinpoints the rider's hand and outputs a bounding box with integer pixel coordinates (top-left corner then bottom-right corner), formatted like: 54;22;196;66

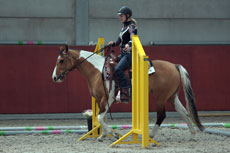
124;44;130;52
108;41;114;46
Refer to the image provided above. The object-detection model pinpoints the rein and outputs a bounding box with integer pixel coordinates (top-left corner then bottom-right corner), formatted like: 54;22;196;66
101;46;113;120
77;45;111;66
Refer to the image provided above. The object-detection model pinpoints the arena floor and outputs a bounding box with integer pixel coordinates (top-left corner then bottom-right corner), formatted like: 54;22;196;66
0;116;229;153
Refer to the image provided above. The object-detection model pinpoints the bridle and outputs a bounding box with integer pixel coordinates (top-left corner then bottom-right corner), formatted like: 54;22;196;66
56;55;77;81
56;45;111;81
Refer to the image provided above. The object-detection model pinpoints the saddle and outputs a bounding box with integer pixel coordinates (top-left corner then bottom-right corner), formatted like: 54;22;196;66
103;51;131;102
103;50;155;103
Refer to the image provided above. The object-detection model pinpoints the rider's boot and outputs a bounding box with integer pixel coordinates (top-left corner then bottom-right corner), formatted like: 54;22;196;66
120;87;129;103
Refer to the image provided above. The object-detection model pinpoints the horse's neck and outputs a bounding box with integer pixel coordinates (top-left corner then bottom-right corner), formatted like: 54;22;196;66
79;50;105;72
75;50;105;79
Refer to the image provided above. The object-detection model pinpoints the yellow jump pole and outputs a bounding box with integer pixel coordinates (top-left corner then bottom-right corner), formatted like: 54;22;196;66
110;35;158;148
78;38;104;141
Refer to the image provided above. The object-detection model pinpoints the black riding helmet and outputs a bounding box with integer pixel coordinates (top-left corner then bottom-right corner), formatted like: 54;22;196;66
117;6;132;18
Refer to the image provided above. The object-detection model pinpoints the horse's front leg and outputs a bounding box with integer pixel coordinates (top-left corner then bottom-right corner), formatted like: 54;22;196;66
97;110;109;142
97;96;119;142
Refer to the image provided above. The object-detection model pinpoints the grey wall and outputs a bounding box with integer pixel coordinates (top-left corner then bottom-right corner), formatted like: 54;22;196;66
0;0;75;44
0;0;230;45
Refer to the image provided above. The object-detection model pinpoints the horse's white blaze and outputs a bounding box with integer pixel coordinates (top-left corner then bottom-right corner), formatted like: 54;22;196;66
52;56;63;82
79;50;105;72
52;66;57;79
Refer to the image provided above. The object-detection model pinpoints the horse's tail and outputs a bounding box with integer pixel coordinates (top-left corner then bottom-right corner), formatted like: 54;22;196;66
177;65;205;131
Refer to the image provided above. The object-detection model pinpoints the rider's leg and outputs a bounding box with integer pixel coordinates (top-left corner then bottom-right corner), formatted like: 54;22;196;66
114;55;131;102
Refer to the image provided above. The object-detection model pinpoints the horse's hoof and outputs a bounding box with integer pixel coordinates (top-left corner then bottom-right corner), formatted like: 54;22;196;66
189;135;196;141
190;137;197;141
149;134;154;138
97;136;104;142
97;138;103;142
114;133;120;139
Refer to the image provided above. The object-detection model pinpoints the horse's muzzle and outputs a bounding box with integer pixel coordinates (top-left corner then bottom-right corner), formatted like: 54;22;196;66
54;73;66;83
53;76;57;82
53;75;64;83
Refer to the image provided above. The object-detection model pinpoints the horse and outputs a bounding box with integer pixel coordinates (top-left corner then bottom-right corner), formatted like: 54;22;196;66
52;45;204;142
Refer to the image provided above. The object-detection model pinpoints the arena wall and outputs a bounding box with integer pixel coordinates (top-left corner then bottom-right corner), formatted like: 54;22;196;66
0;45;229;114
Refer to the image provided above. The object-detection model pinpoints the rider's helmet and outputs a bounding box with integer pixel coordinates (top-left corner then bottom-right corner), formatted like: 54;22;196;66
117;6;132;18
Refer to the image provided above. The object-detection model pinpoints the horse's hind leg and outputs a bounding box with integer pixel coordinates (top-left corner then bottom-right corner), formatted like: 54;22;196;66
150;103;166;138
172;94;196;140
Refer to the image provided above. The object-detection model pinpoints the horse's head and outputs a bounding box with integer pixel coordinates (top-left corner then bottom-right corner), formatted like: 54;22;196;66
52;45;77;83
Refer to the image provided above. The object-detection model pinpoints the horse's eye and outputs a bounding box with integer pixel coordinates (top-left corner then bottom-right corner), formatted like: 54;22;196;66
60;60;64;64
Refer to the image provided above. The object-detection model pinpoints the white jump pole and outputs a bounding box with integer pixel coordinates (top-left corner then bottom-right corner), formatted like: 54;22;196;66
0;129;87;136
173;124;230;137
0;123;229;131
0;126;88;131
1;123;229;136
110;123;230;129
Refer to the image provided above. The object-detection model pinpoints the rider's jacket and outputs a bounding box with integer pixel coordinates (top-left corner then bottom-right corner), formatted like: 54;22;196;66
112;20;137;50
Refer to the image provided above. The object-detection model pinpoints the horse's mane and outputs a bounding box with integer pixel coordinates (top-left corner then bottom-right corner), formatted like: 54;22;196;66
59;48;65;56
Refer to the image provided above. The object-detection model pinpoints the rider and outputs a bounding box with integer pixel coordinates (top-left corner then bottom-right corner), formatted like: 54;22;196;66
108;6;137;103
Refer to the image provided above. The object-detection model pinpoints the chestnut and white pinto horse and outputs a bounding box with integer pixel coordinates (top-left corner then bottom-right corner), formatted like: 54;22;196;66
52;46;204;142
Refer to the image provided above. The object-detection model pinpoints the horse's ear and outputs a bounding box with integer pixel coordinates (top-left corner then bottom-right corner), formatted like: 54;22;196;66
59;45;69;55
